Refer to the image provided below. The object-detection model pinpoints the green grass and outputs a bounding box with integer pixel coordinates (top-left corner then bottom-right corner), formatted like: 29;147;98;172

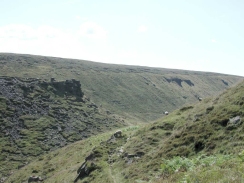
0;53;242;122
157;154;244;183
0;77;126;179
3;79;244;182
0;53;244;182
104;80;244;182
5;128;135;183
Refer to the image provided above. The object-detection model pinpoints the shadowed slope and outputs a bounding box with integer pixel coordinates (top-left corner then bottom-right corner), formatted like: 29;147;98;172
0;76;126;179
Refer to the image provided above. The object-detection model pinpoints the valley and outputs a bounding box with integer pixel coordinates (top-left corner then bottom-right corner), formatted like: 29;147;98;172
0;53;243;182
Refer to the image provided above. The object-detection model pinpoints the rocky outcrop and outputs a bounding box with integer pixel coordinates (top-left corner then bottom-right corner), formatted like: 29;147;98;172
114;130;122;138
74;157;97;182
0;76;126;179
107;130;123;143
41;78;84;101
165;77;194;87
74;130;127;182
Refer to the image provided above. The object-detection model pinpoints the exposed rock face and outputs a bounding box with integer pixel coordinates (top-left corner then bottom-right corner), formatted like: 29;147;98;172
74;150;101;182
165;77;194;87
41;78;84;101
74;131;128;182
0;77;50;141
222;79;229;86
0;76;126;179
0;77;87;145
74;159;97;182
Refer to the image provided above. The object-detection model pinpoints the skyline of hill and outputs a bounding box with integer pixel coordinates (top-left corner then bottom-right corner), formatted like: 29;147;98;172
0;53;242;122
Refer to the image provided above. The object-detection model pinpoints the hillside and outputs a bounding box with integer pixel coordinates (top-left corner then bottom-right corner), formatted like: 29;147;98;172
0;53;242;122
0;76;126;180
6;80;244;183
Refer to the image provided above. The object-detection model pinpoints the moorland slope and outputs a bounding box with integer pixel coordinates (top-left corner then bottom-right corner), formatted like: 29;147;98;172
6;80;244;183
0;76;125;179
0;53;242;122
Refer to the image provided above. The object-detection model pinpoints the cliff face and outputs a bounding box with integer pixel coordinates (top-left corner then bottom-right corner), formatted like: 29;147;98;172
41;78;84;100
0;76;125;178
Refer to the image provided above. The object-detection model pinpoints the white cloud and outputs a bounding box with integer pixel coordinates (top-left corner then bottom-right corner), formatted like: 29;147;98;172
0;24;37;40
63;0;79;5
78;22;107;39
0;23;114;64
211;39;216;43
137;25;148;33
75;15;81;20
75;16;88;21
0;24;67;41
0;24;92;59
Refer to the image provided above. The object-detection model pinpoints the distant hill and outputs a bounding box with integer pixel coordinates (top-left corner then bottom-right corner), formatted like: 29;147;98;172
0;52;243;182
0;53;243;122
6;80;244;183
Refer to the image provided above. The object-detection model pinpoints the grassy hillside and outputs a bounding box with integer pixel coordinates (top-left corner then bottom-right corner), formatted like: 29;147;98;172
0;76;126;180
0;53;242;122
117;79;244;182
6;80;244;183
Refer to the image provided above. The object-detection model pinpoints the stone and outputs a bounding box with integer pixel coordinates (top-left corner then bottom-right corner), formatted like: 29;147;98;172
74;160;97;182
28;176;43;182
114;130;122;138
229;116;241;125
226;116;242;130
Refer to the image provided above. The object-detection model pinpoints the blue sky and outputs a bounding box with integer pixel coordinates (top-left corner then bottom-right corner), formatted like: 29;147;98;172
0;0;243;76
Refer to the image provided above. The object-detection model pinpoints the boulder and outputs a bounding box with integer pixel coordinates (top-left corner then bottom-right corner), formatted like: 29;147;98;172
229;116;241;125
74;161;97;182
28;176;43;182
114;130;122;138
227;116;242;130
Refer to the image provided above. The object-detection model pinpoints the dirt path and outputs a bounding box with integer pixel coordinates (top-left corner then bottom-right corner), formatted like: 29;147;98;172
108;164;117;183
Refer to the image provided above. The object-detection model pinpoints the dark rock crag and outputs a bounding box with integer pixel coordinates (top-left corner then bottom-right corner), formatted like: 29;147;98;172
74;130;129;182
0;76;126;180
165;77;194;87
74;130;145;182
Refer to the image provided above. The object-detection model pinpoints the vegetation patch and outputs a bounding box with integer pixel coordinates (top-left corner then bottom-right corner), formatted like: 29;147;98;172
0;77;126;178
0;53;242;122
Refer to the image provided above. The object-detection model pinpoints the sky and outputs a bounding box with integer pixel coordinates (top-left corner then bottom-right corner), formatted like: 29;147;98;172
0;0;243;76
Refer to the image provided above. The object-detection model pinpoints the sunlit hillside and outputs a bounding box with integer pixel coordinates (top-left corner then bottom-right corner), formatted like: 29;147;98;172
0;53;242;122
6;80;244;183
